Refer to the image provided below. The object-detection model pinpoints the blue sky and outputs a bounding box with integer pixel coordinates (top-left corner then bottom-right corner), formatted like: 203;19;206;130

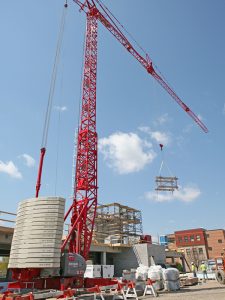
0;0;225;240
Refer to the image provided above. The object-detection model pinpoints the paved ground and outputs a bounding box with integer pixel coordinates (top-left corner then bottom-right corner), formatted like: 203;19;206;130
144;280;225;299
1;280;224;300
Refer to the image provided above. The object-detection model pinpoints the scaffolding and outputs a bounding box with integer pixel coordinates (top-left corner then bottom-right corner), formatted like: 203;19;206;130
155;144;179;193
93;203;143;246
155;176;178;192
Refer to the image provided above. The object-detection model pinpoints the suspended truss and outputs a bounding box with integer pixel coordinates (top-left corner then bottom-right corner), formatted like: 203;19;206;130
155;176;178;192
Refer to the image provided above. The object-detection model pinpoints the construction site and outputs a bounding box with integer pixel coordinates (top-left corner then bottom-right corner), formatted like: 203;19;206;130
1;0;225;299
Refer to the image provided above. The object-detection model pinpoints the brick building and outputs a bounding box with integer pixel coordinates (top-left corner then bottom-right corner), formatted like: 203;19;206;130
206;229;225;258
163;228;225;268
166;234;177;251
174;228;208;266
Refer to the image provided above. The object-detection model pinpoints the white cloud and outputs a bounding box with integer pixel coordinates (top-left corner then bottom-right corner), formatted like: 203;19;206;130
20;154;35;167
139;126;171;146
145;185;201;203
175;186;201;202
150;131;171;145
145;191;174;203
153;113;170;126
197;114;203;121
54;105;67;112
182;123;193;134
0;161;22;179
99;132;156;174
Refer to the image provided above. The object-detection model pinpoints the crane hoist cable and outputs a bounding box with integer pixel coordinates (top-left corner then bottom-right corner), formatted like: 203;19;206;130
41;3;68;148
54;72;65;196
35;3;68;198
158;144;173;177
155;144;178;193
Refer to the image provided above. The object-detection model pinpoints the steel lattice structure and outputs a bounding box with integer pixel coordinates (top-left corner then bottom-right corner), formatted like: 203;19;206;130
62;11;98;259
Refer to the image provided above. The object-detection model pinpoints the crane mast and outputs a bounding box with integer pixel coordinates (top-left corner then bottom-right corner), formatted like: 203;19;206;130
62;9;98;259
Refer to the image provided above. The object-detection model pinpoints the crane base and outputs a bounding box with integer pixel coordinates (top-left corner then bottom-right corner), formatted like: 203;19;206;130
7;277;118;291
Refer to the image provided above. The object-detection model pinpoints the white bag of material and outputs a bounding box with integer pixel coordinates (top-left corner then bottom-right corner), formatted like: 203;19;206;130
163;268;180;291
148;266;164;290
152;280;164;291
148;266;163;281
135;264;149;281
162;268;180;281
164;279;180;291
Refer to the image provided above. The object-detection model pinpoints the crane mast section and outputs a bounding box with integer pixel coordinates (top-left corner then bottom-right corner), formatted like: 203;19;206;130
64;12;98;259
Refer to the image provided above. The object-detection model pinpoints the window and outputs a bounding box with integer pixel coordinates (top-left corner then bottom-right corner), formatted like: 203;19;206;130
190;235;195;242
168;237;175;243
196;235;201;241
208;247;212;251
184;236;189;242
193;248;198;256
206;234;210;238
186;248;191;256
218;239;223;243
198;248;203;255
5;234;8;239
178;237;182;242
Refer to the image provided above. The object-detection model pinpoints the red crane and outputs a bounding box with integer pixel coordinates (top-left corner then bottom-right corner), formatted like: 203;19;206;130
61;0;208;260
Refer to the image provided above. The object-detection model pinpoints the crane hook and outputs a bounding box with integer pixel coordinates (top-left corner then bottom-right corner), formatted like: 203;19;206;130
159;144;163;151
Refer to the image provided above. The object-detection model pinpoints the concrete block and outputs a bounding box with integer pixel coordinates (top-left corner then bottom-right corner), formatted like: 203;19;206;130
13;232;63;239
15;221;64;228
8;262;60;268
18;197;65;206
13;228;63;235
9;251;61;259
9;257;60;263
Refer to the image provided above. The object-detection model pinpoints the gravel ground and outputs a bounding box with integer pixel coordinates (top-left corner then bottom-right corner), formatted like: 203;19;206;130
144;280;225;299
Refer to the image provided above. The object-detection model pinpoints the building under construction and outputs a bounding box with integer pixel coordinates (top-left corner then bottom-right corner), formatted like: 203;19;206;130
92;203;143;246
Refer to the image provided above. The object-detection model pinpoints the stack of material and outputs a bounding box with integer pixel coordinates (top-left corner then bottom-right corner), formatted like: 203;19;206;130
84;265;101;278
148;265;164;291
163;268;180;291
102;265;114;278
135;264;149;281
180;276;198;286
8;197;65;270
